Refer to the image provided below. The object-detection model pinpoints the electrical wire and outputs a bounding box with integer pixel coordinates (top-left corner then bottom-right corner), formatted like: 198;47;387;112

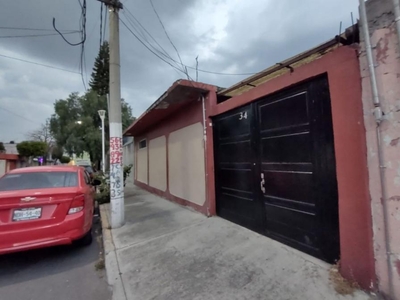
100;3;103;48
80;0;88;90
0;32;80;39
122;11;181;74
148;0;188;78
103;4;108;42
120;17;193;79
0;106;41;124
52;0;87;90
123;7;187;78
0;53;81;74
123;5;259;77
52;17;86;46
123;8;177;64
0;26;76;32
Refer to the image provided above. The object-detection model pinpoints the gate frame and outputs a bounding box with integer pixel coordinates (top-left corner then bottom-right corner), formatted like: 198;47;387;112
205;46;375;290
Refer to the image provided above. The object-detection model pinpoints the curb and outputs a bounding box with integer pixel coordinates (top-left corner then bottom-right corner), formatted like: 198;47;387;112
99;204;127;300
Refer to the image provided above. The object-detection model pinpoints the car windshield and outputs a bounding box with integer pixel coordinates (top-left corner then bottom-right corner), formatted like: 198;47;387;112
0;171;78;191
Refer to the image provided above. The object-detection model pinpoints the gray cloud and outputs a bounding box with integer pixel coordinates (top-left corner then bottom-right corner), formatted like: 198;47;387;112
0;0;359;143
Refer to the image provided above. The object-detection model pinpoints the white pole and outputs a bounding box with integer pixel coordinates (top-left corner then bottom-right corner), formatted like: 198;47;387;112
107;1;124;228
98;110;106;174
101;118;105;173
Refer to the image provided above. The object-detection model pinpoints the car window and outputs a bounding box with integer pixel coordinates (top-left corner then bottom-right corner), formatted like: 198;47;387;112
84;166;94;173
0;172;78;191
83;171;91;185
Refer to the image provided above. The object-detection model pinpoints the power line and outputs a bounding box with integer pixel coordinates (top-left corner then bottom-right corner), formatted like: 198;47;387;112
51;0;87;90
123;6;258;77
122;8;189;78
80;0;88;90
0;32;80;39
0;106;40;125
0;26;77;32
120;17;192;79
148;0;188;78
0;53;81;74
52;0;86;47
122;10;178;67
103;4;108;42
100;2;103;47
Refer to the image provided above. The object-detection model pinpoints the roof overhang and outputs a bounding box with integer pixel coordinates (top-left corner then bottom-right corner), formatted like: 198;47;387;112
219;24;359;97
124;80;216;137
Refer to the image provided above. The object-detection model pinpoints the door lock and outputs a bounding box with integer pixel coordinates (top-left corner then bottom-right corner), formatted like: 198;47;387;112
260;173;266;194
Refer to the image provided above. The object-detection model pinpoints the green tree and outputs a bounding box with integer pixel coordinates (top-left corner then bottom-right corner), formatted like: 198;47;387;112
50;91;134;167
89;41;109;96
0;142;5;153
60;156;71;164
17;141;47;165
50;41;135;168
51;145;65;160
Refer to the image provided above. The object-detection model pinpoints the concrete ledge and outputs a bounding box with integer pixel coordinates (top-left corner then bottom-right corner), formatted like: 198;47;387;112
99;204;126;300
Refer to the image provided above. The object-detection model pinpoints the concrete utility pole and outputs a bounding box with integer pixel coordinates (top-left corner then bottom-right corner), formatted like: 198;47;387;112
98;0;124;228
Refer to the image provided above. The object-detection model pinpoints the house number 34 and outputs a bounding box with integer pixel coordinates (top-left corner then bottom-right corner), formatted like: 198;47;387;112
239;111;248;120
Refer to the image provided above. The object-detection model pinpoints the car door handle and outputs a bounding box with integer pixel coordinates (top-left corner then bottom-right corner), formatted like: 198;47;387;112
260;173;266;194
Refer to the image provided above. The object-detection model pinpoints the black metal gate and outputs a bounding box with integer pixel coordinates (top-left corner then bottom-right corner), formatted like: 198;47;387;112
213;75;340;263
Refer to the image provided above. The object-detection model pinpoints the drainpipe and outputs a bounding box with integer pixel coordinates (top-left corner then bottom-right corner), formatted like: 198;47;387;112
201;95;210;216
359;0;394;298
392;0;400;54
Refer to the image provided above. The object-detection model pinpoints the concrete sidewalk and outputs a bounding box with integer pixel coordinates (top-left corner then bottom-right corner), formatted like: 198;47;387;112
100;185;374;300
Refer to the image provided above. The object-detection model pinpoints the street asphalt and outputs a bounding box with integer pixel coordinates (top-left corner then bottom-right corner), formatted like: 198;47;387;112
0;214;111;300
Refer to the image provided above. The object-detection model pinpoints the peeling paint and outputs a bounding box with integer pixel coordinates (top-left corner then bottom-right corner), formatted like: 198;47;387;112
375;27;396;64
383;135;392;146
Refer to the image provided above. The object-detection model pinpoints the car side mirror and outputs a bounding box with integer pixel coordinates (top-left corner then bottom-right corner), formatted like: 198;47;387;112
92;179;102;186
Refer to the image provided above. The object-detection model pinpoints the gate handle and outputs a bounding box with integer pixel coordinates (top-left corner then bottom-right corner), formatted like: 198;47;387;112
260;173;266;194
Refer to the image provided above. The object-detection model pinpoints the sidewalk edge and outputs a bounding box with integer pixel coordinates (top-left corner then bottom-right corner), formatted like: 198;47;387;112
99;204;127;300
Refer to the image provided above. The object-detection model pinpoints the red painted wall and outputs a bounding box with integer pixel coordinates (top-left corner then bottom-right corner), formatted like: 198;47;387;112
0;154;19;174
134;100;210;214
208;46;375;289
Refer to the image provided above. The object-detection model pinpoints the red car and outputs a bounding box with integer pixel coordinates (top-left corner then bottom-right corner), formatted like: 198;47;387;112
0;165;101;255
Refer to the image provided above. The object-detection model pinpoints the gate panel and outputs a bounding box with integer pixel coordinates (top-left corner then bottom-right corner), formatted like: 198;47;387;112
213;105;264;232
256;76;339;262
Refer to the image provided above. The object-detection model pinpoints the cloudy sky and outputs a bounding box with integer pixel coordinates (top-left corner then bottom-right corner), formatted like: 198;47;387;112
0;0;359;143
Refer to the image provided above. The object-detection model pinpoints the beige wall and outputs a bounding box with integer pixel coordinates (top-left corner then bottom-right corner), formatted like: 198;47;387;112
149;136;167;191
136;145;148;184
168;122;205;206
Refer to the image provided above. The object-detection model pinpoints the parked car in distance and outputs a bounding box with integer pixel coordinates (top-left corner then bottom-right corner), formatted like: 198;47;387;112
0;165;101;255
